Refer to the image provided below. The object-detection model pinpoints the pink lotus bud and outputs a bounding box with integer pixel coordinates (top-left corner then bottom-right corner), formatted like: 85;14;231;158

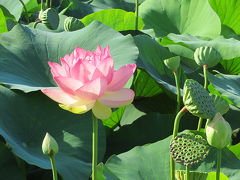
206;113;232;149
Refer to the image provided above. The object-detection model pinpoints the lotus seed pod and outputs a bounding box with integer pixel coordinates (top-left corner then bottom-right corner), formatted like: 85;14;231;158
38;9;44;20
64;17;84;32
194;46;221;68
42;132;59;156
39;8;59;30
170;133;210;166
163;56;180;72
175;170;208;180
183;79;217;119
206;112;232;149
210;94;229;115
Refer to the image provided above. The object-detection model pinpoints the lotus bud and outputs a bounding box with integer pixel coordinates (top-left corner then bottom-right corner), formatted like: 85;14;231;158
170;133;210;166
206;113;232;149
39;8;59;30
64;17;84;32
194;46;221;68
183;79;217;119
42;132;59;156
175;170;208;180
163;56;180;72
210;94;229;115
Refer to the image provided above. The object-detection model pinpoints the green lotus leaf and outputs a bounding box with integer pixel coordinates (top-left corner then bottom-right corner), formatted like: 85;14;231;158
134;34;187;95
0;86;106;180
0;21;138;92
162;34;240;60
208;72;240;108
0;8;7;33
139;0;221;38
209;0;240;35
0;0;30;20
81;9;144;31
104;130;240;179
0;142;25;180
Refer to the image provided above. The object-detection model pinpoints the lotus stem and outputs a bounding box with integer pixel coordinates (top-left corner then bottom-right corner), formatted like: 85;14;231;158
92;113;98;180
216;149;222;180
203;65;208;90
170;106;188;180
174;70;181;113
135;0;139;31
197;65;208;131
59;2;73;15
41;0;44;10
50;155;58;180
33;21;40;28
19;0;29;23
197;117;203;131
185;165;190;180
46;0;48;8
50;0;52;8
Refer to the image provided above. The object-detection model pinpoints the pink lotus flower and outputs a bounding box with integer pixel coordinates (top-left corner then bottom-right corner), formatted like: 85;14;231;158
41;45;136;119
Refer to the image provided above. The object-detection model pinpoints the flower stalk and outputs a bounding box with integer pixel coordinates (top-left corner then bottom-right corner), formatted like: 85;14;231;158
170;106;188;180
135;0;139;31
173;70;181;113
216;149;222;180
197;65;208;131
41;0;44;10
92;113;98;180
46;0;48;8
19;0;29;23
186;165;190;180
50;155;58;180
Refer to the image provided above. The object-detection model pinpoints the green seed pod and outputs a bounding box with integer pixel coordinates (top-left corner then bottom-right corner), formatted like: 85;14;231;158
194;46;221;68
64;17;84;32
210;94;229;115
183;79;217;119
38;9;44;20
163;56;180;72
39;8;59;30
42;132;59;156
170;133;210;166
175;170;208;180
206;112;232;149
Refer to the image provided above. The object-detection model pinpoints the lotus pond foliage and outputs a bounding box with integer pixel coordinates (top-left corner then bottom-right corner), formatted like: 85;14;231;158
0;0;239;180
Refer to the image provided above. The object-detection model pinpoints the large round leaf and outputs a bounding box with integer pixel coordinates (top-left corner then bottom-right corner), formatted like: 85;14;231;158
209;0;240;35
135;35;187;95
0;142;25;180
90;0;146;12
220;58;240;75
81;9;144;31
208;72;240;108
0;21;138;92
162;34;240;60
139;0;221;38
0;8;7;33
0;0;30;20
105;130;240;180
0;86;106;180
